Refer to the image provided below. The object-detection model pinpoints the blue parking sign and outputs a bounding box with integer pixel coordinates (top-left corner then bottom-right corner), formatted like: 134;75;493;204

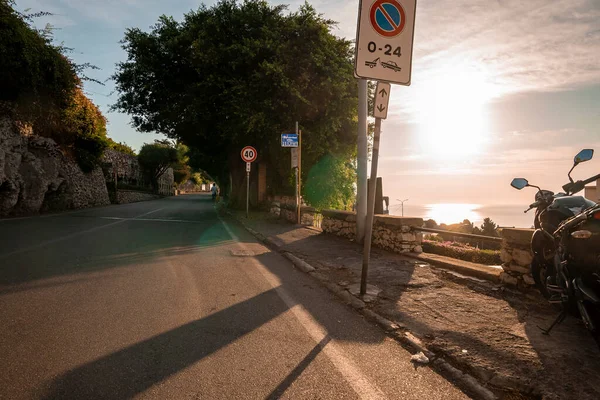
281;133;299;148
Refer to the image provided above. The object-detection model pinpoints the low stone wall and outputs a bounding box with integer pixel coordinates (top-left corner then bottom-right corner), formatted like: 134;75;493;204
321;210;423;254
500;228;535;288
117;190;161;204
270;202;315;226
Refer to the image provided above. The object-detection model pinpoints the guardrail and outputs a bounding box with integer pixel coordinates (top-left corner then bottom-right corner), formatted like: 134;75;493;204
412;226;503;243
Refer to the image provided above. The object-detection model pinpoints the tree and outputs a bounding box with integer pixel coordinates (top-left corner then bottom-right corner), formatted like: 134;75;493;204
480;217;499;237
424;219;438;229
137;142;178;192
112;0;358;208
172;142;191;186
304;155;356;211
1;0;111;173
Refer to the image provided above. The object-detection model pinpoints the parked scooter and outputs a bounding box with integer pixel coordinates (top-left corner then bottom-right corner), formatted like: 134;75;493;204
510;149;600;347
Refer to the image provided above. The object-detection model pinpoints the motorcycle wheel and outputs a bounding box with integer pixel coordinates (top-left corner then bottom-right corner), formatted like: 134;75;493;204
531;258;551;299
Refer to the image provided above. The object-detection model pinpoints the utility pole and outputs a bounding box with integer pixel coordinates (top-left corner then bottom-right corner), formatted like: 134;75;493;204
356;79;368;244
397;198;409;217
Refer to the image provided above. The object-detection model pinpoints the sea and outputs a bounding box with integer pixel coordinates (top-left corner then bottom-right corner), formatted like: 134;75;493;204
389;203;535;229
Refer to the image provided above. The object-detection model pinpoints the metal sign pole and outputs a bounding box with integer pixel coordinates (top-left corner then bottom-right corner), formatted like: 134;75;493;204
298;129;302;224
295;121;299;223
246;168;250;219
361;117;382;296
356;79;368;243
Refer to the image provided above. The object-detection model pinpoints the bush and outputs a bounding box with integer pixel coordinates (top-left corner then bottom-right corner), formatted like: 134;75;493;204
0;0;78;121
422;240;501;265
1;1;114;173
107;138;136;156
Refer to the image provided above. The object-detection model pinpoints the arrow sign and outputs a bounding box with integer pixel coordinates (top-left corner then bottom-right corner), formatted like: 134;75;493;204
373;82;391;119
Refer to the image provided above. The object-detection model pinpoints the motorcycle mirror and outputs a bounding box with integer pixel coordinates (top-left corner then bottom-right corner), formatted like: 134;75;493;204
510;178;529;190
574;149;594;164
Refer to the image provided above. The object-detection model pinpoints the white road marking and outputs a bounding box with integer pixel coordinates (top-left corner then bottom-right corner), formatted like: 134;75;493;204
98;217;197;223
220;220;388;400
0;208;166;259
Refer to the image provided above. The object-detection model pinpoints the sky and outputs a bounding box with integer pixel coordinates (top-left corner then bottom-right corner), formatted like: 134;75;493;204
15;0;600;215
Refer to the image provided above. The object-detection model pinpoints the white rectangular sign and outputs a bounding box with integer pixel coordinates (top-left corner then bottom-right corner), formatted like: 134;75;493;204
354;0;416;85
246;162;251;172
291;148;299;168
373;82;391;119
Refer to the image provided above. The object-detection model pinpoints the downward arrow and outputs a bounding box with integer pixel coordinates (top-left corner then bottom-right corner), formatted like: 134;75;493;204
377;104;386;112
378;88;388;97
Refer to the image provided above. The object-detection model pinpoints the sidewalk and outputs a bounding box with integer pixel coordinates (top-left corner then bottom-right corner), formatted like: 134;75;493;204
232;211;600;400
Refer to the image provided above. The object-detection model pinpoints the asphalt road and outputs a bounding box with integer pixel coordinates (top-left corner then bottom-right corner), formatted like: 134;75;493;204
0;195;470;400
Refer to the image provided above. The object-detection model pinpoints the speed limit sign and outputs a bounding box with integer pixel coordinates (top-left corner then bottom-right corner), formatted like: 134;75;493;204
241;146;257;163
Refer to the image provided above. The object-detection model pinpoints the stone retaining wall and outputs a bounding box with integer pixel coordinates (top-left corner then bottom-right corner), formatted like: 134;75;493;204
321;210;423;254
500;228;535;288
1;118;110;217
116;190;162;204
269;201;315;226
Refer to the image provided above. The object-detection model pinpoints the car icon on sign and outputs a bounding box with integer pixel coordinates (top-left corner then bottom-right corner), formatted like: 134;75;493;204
381;61;401;72
365;57;380;68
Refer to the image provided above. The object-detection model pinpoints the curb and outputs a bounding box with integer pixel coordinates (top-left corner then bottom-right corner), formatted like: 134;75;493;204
404;252;501;283
231;213;500;400
283;252;315;273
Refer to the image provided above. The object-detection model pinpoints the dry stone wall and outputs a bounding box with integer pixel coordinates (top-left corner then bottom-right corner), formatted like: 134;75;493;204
269;201;315;226
321;210;423;254
0;118;110;217
500;228;535;287
102;148;174;196
117;190;161;204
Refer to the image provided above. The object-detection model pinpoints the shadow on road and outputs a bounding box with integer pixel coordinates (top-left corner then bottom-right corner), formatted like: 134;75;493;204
33;209;397;399
0;195;253;289
43;288;289;400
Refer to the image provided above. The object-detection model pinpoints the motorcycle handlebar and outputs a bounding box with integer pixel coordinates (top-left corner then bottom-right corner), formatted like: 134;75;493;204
562;173;600;195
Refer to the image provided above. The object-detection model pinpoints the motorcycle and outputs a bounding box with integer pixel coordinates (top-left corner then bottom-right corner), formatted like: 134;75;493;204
510;149;600;347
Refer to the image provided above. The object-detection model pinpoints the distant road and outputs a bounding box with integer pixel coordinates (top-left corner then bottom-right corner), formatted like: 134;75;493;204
0;194;467;399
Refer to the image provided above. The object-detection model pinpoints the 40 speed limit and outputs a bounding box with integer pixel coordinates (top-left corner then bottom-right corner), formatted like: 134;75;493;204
367;41;402;57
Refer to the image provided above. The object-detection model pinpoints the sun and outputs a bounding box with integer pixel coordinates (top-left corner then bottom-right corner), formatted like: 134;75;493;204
413;62;499;159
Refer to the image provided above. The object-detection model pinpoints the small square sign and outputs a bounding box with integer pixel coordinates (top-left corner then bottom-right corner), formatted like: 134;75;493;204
281;133;299;148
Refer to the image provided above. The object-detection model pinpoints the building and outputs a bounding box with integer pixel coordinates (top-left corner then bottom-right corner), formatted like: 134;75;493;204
584;179;600;203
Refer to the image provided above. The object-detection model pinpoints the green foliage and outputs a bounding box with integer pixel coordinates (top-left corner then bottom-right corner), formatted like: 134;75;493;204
424;234;444;242
172;142;191;185
112;0;358;204
138;142;179;191
0;0;78;121
304;155;356;211
1;1;111;173
60;88;108;171
190;172;204;185
107;138;136;156
422;240;501;266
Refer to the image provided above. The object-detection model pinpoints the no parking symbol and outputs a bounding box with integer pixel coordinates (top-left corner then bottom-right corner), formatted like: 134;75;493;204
370;0;406;37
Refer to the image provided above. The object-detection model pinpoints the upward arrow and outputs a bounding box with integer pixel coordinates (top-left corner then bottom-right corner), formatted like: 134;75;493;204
378;88;388;97
377;104;386;112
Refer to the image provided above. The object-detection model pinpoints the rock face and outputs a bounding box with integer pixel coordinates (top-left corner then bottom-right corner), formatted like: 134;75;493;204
0;118;110;217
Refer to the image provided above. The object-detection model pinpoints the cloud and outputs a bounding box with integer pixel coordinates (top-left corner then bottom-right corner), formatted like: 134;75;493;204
384;0;600;120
